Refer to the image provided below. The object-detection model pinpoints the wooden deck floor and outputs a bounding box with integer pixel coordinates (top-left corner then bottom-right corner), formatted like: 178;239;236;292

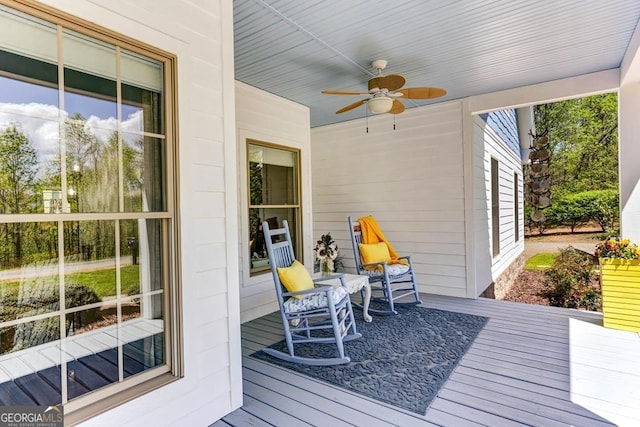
214;295;640;427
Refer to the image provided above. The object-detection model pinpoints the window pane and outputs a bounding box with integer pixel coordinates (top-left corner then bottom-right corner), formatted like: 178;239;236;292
136;218;164;293
249;208;298;272
121;49;164;135
122;133;166;212
248;144;298;205
123;308;164;378
0;5;58;74
0;222;59;332
64;220;117;305
120;219;165;378
0;76;59;115
1;317;61;356
120;219;141;296
65;116;119;213
0;114;60;215
63;30;118;149
120;218;165;312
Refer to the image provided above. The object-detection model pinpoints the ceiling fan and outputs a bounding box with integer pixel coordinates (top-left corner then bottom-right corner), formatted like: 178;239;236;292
322;59;447;115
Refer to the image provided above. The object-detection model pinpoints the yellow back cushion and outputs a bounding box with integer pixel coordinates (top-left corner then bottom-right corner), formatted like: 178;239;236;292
277;260;314;298
359;242;391;264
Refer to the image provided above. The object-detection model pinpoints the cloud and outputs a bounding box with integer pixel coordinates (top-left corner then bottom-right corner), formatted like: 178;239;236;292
0;102;144;169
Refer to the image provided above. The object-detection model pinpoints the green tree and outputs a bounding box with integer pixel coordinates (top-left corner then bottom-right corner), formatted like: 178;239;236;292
534;93;618;195
0;124;39;262
531;93;619;233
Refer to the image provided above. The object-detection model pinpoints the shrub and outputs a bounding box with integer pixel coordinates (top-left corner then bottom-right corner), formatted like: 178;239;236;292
546;193;592;232
540;190;619;233
542;246;601;311
65;283;102;308
64;283;103;333
590;189;619;232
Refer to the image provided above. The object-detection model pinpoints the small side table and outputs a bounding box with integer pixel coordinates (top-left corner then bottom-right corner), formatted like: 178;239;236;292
312;273;372;322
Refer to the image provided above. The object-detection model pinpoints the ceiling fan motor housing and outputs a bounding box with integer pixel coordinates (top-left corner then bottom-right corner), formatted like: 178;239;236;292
367;96;393;113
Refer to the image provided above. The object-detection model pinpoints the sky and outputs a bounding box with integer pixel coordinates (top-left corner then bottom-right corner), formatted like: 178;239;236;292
0;75;145;171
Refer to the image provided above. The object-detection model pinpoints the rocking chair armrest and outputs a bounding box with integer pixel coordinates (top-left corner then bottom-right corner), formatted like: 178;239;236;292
361;257;412;270
361;260;387;269
283;285;334;298
312;273;345;284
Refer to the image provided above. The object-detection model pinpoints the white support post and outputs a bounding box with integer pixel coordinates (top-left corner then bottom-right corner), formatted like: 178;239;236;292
618;82;640;242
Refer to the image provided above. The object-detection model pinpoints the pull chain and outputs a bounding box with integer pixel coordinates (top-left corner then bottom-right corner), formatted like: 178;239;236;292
365;108;369;133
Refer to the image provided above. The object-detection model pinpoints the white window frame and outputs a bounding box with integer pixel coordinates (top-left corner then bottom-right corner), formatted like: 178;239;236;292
0;1;182;422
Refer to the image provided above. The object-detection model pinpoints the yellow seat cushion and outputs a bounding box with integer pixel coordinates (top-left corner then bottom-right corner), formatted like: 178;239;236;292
277;260;314;298
359;242;391;264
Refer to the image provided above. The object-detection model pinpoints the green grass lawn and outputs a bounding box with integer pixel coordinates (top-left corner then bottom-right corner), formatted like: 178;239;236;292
525;253;557;270
65;266;141;296
0;265;140;298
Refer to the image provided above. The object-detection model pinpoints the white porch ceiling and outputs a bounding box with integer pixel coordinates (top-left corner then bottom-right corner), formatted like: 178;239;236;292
233;0;640;128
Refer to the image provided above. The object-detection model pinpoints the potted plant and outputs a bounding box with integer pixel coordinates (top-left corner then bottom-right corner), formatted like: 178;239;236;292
595;237;640;332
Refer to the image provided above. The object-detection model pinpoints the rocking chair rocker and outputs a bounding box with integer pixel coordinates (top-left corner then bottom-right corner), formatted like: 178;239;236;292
262;219;361;365
348;216;421;315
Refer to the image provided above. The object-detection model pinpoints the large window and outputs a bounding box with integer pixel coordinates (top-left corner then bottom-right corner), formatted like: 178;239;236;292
0;2;178;420
247;141;301;275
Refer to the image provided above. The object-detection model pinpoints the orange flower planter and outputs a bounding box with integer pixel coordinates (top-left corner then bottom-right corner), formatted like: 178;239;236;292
600;258;640;332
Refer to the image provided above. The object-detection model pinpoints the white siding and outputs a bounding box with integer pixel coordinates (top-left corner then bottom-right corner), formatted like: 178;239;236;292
39;0;242;425
311;101;468;298
473;115;524;295
235;82;312;322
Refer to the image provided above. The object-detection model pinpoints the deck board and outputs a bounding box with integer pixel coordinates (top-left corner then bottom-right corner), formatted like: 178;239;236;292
219;294;640;426
243;358;426;426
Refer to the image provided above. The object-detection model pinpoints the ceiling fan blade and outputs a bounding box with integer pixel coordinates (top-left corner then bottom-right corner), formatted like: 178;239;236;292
336;99;368;114
368;74;406;92
322;90;370;95
380;74;406;91
389;99;405;114
397;87;447;99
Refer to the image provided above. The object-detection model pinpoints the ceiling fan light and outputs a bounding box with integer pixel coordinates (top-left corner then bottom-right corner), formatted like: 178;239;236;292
367;96;393;114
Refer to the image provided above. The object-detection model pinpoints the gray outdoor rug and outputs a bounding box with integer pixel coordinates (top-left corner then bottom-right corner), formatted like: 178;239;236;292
251;304;488;414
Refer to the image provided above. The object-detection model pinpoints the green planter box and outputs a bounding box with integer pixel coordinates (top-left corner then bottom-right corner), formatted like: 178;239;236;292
600;258;640;332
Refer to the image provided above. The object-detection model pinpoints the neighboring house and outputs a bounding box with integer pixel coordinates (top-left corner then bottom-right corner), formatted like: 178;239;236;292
1;1;640;426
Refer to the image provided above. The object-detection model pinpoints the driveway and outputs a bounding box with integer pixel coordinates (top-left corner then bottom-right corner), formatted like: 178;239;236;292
524;235;599;258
